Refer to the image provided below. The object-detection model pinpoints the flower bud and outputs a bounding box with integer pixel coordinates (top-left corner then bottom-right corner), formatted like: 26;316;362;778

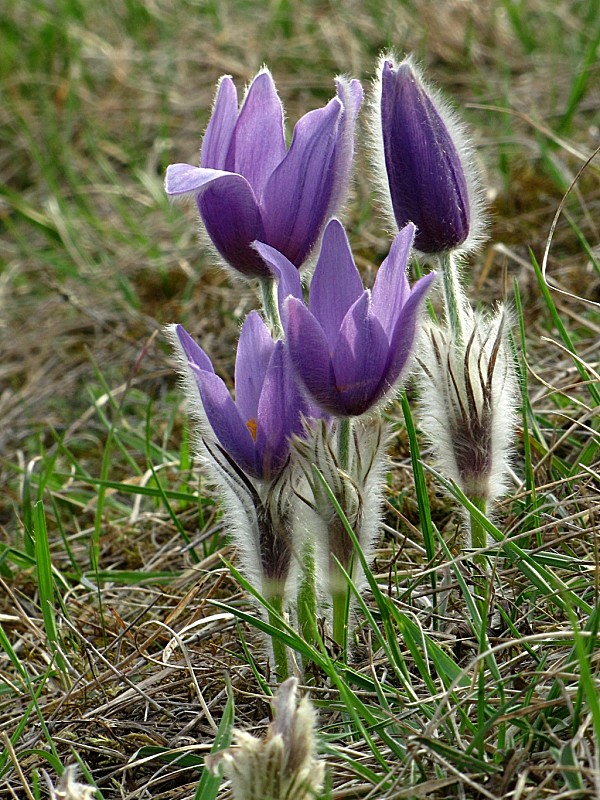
45;766;95;800
371;55;485;256
206;678;324;800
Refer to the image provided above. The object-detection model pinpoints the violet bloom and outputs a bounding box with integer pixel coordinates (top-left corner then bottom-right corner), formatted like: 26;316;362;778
375;56;483;255
257;219;435;417
166;69;362;278
169;312;310;481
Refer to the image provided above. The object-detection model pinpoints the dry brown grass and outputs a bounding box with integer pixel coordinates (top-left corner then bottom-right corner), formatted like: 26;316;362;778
1;0;599;797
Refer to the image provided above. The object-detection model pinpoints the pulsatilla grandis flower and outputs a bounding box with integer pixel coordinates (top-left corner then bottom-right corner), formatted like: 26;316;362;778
45;766;95;800
259;218;435;416
169;312;310;481
373;55;483;255
168;315;315;607
166;69;363;278
206;678;324;800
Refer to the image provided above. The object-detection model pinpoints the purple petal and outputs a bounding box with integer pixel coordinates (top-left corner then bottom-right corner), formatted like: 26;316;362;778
165;163;255;202
285;297;339;412
261;97;343;266
385;271;437;386
325;77;363;218
371;222;415;340
235;311;275;424
200;76;239;170
255;341;307;478
331;292;389;415
227;70;286;200
165;165;268;276
381;59;470;253
165;163;235;197
252;241;303;311
175;324;215;374
192;369;259;478
198;188;269;277
309;219;363;350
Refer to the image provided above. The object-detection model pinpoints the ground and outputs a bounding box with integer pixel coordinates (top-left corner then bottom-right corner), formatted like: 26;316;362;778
1;1;599;798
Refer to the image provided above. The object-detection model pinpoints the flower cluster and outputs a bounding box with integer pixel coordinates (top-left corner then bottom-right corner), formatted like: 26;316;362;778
165;56;517;667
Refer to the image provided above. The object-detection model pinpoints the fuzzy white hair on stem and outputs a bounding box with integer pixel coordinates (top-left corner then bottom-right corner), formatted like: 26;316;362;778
417;305;518;509
292;416;390;603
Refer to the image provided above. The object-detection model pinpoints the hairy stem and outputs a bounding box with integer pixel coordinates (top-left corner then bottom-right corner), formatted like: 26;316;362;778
267;593;289;681
296;537;318;673
331;566;349;655
337;417;351;472
438;251;467;345
260;277;283;339
331;418;353;650
470;495;490;621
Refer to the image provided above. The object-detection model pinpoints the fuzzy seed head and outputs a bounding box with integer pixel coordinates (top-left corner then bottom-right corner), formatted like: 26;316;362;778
417;306;517;506
45;767;96;800
206;678;324;800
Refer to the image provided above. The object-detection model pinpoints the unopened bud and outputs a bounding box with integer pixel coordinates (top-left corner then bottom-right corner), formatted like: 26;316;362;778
206;678;324;800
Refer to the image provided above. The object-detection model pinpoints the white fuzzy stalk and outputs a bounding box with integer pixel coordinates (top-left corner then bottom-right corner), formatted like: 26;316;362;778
293;416;389;611
417;305;518;510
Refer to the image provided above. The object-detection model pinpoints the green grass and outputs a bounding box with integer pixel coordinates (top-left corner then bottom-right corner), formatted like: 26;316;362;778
1;0;599;798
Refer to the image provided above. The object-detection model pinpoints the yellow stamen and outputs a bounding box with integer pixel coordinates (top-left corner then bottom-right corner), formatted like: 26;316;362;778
246;418;257;441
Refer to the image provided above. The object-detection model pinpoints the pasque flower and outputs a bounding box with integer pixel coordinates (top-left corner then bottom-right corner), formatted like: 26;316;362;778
168;314;317;622
258;218;435;417
169;313;311;481
206;678;324;800
166;68;362;278
372;55;484;255
44;766;95;800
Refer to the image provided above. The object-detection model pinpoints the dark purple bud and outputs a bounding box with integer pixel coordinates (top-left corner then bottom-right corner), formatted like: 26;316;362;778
378;57;475;255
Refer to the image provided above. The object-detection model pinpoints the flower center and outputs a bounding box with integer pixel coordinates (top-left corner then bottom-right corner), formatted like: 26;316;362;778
246;418;258;441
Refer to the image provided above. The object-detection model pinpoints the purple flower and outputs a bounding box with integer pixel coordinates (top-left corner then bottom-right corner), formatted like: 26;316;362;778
376;56;481;255
166;69;363;278
257;219;436;417
170;312;311;480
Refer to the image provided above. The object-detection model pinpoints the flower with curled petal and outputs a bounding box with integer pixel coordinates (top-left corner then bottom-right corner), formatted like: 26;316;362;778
166;69;362;278
167;313;318;610
169;312;312;481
